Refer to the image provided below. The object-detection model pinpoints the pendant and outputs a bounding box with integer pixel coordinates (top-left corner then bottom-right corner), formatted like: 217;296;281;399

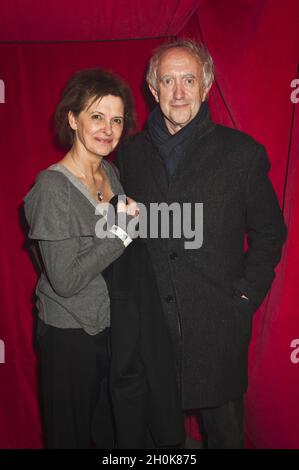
97;191;104;202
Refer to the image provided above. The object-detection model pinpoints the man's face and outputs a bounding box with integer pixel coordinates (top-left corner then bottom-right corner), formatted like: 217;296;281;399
150;48;210;135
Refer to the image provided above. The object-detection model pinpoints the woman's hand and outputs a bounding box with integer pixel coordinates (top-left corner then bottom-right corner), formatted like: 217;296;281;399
116;196;139;217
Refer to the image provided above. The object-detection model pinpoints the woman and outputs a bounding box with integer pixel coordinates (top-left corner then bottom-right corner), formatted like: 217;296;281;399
24;68;137;448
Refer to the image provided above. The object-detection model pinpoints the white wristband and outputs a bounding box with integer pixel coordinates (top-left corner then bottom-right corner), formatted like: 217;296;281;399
109;225;132;247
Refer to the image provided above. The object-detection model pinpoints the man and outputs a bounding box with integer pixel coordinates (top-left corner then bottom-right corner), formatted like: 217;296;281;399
116;40;286;448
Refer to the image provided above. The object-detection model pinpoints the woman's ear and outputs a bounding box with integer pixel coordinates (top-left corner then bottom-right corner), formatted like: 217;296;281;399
68;111;78;130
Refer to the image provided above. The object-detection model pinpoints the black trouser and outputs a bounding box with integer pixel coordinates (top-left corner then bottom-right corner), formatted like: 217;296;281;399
37;322;114;449
194;398;245;449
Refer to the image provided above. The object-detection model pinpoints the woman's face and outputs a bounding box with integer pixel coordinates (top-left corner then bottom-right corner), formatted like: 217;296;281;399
69;94;125;157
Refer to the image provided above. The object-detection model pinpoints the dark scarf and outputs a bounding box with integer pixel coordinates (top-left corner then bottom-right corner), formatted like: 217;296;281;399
148;101;208;178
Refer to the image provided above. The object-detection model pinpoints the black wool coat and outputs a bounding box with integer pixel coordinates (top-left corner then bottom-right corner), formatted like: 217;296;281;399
103;241;185;448
116;111;286;409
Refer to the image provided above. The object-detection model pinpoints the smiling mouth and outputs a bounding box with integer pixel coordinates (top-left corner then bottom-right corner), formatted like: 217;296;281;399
170;103;189;108
95;138;113;144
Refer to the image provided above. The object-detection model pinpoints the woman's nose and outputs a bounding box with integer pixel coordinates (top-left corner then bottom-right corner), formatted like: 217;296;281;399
102;120;113;135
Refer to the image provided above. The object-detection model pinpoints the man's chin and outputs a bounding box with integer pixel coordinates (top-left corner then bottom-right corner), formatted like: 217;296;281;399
169;110;194;124
169;116;192;128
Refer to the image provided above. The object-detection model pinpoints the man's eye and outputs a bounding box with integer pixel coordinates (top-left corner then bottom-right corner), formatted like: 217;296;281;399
185;78;195;86
162;78;173;86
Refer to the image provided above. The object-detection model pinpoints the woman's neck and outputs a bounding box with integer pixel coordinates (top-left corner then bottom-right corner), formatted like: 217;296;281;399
69;147;103;178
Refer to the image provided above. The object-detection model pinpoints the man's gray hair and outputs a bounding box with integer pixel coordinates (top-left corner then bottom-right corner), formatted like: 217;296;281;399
146;39;214;91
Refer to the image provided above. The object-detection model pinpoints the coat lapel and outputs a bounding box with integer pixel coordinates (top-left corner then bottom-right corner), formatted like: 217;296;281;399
144;132;169;199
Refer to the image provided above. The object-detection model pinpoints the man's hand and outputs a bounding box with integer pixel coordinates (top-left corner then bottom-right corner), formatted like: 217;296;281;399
240;294;249;301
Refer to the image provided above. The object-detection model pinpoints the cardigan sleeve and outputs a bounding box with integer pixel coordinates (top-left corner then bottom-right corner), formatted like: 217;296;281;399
24;170;71;240
38;235;125;298
24;170;127;297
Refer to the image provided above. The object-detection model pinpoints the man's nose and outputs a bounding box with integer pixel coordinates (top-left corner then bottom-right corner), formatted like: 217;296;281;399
173;81;185;100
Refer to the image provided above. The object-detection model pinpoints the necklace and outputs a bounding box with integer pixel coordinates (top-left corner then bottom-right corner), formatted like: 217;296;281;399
70;154;104;202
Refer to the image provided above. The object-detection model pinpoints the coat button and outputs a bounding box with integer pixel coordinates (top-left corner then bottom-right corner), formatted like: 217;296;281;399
170;251;178;260
165;295;175;303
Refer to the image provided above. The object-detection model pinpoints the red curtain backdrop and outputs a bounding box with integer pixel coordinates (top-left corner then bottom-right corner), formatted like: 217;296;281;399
0;38;164;448
179;0;299;448
0;0;201;41
0;0;298;448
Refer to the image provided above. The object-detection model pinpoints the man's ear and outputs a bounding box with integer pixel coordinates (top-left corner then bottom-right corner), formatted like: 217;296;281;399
68;111;78;130
148;84;159;103
202;83;213;102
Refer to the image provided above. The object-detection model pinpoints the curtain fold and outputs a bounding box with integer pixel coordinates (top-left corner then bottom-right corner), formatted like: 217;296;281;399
179;0;299;448
0;38;163;448
0;0;201;41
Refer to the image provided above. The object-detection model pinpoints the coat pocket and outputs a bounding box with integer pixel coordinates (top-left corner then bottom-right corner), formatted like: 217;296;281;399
231;295;255;347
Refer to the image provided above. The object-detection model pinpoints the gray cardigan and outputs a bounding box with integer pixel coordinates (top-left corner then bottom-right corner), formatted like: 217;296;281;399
24;161;125;335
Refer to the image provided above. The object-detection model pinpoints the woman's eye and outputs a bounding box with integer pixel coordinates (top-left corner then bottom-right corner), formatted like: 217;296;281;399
92;114;102;120
113;118;123;125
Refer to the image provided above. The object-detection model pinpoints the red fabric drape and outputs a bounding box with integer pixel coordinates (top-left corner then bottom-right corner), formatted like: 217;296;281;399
0;0;201;41
180;0;299;448
0;0;298;449
0;38;164;448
